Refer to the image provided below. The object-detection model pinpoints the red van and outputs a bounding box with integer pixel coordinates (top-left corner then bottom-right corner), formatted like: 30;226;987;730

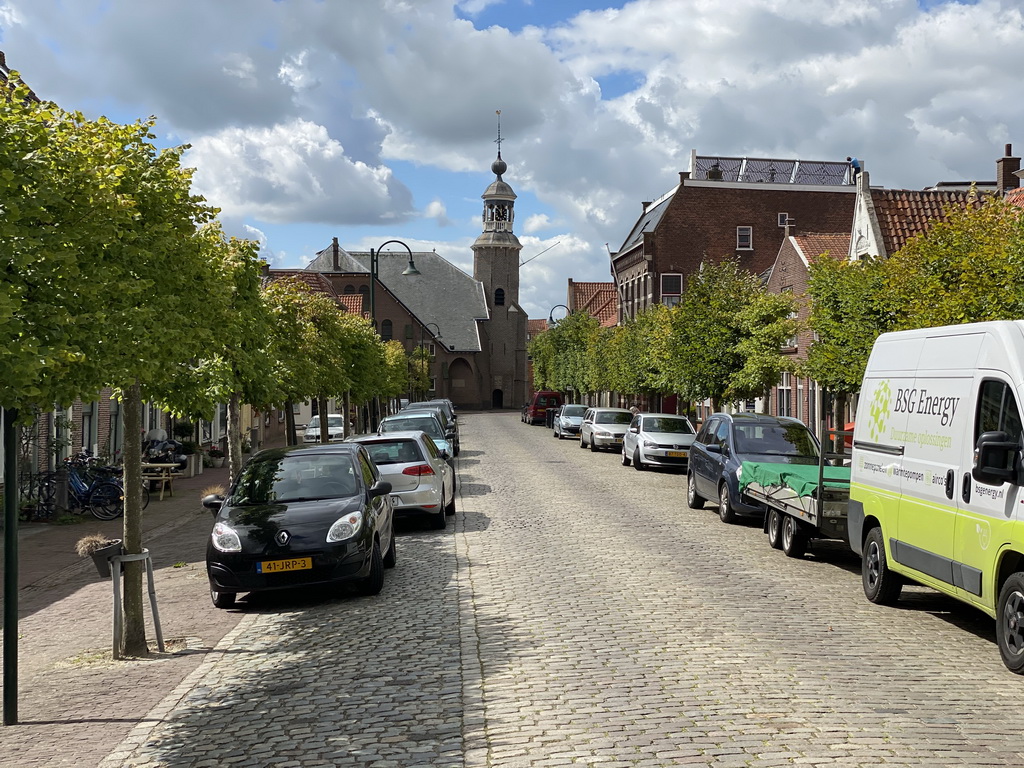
523;391;563;425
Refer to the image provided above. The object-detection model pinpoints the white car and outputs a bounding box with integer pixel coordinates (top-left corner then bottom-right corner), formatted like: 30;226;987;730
553;404;587;439
303;414;346;443
621;412;697;471
349;431;455;530
579;407;633;452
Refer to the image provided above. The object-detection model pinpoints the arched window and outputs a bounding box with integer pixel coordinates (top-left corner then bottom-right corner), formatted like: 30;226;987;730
381;319;393;341
495;288;505;306
343;284;355;294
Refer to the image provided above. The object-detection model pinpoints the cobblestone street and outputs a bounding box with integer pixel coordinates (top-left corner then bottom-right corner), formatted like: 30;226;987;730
104;411;1024;767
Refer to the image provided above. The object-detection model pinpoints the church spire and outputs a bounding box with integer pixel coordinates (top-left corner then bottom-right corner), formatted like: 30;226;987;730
492;109;507;179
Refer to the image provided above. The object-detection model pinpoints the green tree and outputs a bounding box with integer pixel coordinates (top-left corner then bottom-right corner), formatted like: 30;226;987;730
804;253;890;396
729;291;799;410
668;261;760;411
883;197;1024;329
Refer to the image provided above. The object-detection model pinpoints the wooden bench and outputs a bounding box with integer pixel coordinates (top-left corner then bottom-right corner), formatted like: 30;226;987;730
141;463;178;501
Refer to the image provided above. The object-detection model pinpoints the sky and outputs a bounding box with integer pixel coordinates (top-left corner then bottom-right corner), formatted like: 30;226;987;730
1;0;1022;321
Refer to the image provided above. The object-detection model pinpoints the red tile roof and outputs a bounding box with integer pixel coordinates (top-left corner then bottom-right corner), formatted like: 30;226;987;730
571;281;619;327
264;269;367;312
792;232;850;263
1006;187;1024;209
338;294;366;316
527;319;548;336
870;188;984;256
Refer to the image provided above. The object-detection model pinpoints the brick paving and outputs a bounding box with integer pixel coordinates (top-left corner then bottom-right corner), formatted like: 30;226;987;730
5;413;1024;766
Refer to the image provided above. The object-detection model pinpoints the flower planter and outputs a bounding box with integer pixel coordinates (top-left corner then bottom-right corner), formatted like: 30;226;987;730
211;457;225;468
90;539;124;579
185;453;203;477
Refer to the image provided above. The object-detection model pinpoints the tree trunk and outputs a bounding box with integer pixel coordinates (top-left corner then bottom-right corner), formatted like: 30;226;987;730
285;401;296;446
227;393;242;484
318;396;329;442
121;382;148;657
343;391;352;438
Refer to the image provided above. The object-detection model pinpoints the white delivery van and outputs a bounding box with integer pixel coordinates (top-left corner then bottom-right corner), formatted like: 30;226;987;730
849;320;1024;673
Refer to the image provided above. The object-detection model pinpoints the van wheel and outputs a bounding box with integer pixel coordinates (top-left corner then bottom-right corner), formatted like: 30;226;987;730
863;526;902;604
686;472;704;509
781;515;806;558
718;484;737;524
997;573;1024;674
767;509;783;549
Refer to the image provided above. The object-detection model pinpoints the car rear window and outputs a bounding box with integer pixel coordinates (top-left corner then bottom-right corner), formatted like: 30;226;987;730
382;417;442;439
366;440;424;465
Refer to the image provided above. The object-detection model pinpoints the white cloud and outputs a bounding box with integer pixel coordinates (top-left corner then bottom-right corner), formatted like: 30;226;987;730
522;213;552;233
187;118;413;226
424;200;453;227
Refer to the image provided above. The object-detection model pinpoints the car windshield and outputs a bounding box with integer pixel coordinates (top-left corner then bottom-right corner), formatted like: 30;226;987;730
382;417;442;439
228;452;359;505
307;416;344;430
364;440;423;465
733;423;818;458
596;411;632;425
642;417;694;434
562;405;586;417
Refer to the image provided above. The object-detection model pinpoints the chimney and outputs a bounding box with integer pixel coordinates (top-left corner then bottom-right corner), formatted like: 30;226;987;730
679;171;690;183
997;143;1021;193
784;218;795;238
260;261;270;277
642;201;651;211
332;236;340;270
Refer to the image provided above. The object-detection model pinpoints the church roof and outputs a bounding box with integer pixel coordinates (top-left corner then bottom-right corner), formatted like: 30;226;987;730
305;245;488;353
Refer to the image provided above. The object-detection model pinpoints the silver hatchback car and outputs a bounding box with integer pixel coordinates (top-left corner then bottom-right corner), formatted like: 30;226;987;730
579;407;633;452
553;404;587;439
621;413;697;471
348;431;455;530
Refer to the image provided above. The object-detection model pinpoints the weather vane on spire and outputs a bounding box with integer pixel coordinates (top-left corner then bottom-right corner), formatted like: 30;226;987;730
494;109;503;158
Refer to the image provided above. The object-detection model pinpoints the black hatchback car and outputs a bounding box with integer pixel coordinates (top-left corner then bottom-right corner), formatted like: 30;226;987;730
204;443;395;608
687;413;819;523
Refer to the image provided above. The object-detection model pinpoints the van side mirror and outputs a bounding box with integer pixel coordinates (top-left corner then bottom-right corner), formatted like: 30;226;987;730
973;431;1019;486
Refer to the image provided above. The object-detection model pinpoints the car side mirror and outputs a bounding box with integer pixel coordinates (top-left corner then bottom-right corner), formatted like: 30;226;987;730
369;480;393;498
439;448;451;460
705;443;722;455
202;493;224;515
973;430;1019;486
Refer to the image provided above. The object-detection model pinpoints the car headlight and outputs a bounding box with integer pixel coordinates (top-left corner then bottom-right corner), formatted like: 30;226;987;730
643;439;659;449
327;510;364;542
594;430;612;437
736;465;743;479
211;522;242;552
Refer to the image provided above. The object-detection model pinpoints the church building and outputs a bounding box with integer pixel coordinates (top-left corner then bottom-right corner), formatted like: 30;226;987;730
300;142;528;411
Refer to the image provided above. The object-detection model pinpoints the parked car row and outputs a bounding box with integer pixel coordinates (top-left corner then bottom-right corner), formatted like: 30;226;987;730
204;399;460;609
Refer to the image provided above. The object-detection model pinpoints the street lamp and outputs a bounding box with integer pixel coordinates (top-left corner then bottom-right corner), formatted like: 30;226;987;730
369;239;420;324
548;304;570;326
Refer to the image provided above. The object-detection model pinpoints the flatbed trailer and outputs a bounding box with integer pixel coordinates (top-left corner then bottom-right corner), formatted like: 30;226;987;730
739;429;852;558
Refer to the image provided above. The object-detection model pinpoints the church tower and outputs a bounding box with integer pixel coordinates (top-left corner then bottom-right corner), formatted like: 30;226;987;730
473;112;527;409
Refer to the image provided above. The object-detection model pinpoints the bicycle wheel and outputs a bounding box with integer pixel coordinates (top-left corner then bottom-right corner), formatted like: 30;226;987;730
34;473;58;520
88;481;123;520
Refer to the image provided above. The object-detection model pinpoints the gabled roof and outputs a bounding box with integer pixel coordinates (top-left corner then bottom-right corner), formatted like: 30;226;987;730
527;319;548;337
869;188;984;257
571;281;618;328
338;294;365;316
616;190;676;254
791;233;851;267
305;245;488;353
265;269;340;297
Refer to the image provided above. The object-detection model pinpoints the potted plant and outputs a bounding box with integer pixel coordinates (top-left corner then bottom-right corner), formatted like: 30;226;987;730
172;421;195;441
179;440;202;476
76;533;124;579
208;446;226;468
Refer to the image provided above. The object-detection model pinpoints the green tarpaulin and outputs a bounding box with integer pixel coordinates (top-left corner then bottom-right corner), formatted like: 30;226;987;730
739;462;851;498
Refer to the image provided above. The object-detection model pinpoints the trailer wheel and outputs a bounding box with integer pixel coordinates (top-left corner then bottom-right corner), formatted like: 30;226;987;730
767;509;783;549
781;515;806;558
862;526;902;605
997;573;1024;674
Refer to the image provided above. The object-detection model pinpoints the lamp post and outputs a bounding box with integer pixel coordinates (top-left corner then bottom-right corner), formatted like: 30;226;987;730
369;240;420;324
417;323;441;399
548;304;570;326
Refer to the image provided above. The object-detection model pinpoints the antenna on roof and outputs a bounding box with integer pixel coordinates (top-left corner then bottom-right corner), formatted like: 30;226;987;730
521;241;560;267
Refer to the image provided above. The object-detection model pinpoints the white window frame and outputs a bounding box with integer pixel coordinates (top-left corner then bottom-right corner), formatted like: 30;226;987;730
660;273;682;307
778;212;789;227
737;226;753;250
777;372;792;417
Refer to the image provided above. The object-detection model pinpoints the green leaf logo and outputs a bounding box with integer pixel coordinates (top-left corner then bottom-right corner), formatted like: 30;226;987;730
868;380;891;442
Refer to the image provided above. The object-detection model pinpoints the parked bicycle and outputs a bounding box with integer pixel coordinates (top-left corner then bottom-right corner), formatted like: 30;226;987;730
20;455;149;521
